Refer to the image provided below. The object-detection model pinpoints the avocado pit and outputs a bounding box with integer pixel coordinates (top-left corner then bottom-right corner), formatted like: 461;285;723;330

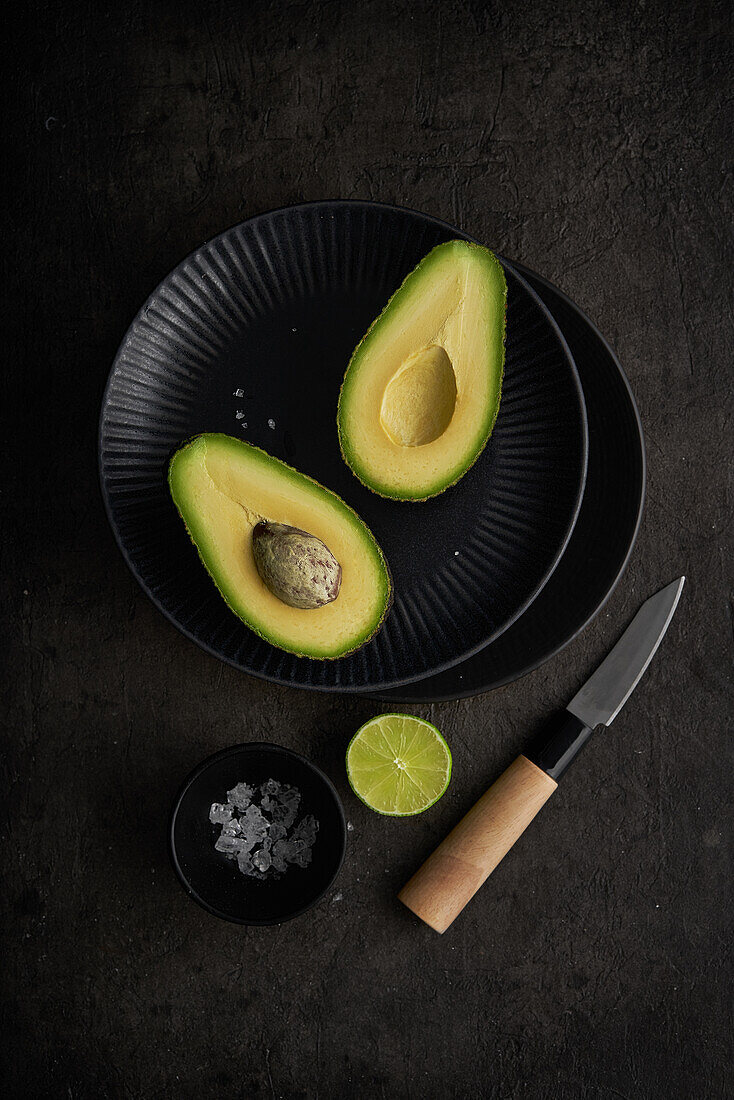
252;521;342;610
379;344;457;447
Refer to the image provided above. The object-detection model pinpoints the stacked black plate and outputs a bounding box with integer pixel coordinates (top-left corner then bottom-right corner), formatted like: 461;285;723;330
99;203;644;700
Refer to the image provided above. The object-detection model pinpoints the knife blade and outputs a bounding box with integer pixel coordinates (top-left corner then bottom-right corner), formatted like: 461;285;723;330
525;575;686;781
398;578;685;933
567;576;686;728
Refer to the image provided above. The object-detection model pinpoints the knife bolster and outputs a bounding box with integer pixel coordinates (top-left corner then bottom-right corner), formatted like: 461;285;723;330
525;710;594;780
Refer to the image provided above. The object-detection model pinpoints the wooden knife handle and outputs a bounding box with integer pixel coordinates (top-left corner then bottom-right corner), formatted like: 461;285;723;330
398;755;557;933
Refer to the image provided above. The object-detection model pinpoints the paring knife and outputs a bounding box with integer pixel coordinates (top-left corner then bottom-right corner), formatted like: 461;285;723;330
398;577;685;934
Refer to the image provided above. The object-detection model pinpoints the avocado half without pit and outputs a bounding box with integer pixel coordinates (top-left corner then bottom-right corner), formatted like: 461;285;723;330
337;240;507;501
168;434;391;659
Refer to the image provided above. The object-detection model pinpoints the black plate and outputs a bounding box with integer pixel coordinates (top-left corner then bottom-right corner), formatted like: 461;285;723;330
99;202;588;693
374;265;646;702
170;743;346;925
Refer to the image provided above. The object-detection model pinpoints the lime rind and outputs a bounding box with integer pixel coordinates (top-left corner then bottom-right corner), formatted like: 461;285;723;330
345;713;452;817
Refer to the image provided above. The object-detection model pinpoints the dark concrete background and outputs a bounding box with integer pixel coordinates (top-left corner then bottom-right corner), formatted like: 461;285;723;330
4;1;732;1096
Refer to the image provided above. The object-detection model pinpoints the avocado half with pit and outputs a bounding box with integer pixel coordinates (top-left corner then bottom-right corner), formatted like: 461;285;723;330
168;434;391;659
337;240;507;500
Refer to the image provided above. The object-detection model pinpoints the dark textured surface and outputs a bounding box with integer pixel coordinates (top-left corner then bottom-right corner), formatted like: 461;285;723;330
4;1;732;1097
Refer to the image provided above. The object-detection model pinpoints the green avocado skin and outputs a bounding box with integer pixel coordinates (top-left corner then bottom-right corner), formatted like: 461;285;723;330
168;434;392;660
337;241;507;501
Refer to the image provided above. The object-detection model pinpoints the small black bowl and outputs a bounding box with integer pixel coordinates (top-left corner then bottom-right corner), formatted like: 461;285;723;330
170;743;347;925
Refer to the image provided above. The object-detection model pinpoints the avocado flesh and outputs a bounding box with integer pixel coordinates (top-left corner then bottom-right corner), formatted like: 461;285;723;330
168;434;391;659
380;345;457;447
338;240;507;500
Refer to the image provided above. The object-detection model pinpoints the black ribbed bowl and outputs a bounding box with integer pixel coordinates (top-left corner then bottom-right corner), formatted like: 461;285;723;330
99;202;588;692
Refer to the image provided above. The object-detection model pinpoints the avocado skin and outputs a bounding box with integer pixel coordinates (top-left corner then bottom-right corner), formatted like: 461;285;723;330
168;434;392;660
337;240;507;501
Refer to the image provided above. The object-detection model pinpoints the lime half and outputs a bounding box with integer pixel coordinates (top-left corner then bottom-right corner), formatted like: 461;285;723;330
346;713;452;816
